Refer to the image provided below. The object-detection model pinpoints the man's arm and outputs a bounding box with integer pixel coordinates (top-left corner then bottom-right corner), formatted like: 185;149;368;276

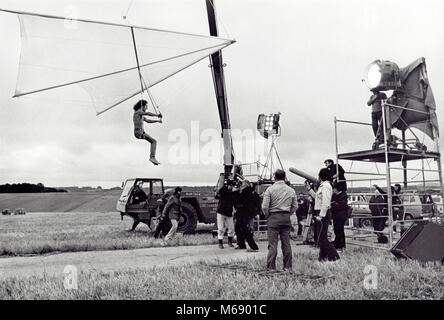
304;180;317;198
319;187;332;218
289;192;298;215
254;192;262;216
161;197;173;216
141;111;159;116
373;184;386;195
367;94;377;106
144;118;161;124
261;189;271;219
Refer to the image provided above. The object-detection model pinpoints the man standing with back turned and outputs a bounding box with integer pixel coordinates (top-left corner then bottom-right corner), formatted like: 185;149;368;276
367;90;387;149
262;169;297;271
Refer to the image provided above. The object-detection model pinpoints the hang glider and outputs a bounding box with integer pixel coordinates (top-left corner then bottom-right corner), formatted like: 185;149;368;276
0;8;235;115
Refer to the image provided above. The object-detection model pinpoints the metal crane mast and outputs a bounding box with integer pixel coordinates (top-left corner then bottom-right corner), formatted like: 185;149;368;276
205;0;235;178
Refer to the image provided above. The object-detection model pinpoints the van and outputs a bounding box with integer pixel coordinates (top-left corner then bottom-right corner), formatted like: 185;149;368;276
400;192;437;219
350;191;439;228
348;194;369;210
431;195;443;214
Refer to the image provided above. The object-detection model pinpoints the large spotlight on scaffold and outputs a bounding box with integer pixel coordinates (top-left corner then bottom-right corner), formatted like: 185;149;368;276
363;60;401;91
257;113;280;139
362;57;439;141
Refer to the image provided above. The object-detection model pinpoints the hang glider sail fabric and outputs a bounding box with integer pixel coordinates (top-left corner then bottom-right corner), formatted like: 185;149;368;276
10;10;234;114
389;57;438;140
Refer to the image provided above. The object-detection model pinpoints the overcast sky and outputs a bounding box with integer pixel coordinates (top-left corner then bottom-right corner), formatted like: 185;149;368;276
0;0;443;188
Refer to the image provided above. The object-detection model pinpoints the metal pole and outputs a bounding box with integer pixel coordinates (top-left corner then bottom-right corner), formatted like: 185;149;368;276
130;27;145;96
433;127;444;213
15;42;232;99
334;117;339;186
0;8;235;41
381;103;393;247
335;119;372;126
270;135;275;180
402;130;407;188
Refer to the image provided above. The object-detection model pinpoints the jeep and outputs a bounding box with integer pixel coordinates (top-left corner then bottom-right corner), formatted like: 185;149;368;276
117;178;218;234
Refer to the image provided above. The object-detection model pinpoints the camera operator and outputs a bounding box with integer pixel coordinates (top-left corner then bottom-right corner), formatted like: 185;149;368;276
215;179;235;249
305;168;340;262
330;184;349;250
296;193;309;236
233;180;260;251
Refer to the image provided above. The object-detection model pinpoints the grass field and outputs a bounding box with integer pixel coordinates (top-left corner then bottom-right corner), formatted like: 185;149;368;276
0;212;216;256
1;247;442;300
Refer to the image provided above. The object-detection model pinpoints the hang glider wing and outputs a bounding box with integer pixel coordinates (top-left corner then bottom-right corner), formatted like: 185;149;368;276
5;9;235;114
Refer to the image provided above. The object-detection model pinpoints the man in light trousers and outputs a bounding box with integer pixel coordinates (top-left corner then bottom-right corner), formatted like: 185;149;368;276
163;187;182;242
215;182;235;248
262;169;297;271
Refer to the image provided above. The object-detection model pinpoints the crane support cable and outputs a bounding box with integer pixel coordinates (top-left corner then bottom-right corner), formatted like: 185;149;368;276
140;75;161;115
130;26;145;98
130;26;160;115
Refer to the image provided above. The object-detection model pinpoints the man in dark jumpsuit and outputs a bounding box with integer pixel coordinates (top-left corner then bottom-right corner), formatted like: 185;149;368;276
233;181;260;251
132;185;147;204
324;159;347;192
367;90;387;149
296;193;309;236
330;185;349;250
153;193;172;238
129;184;148;231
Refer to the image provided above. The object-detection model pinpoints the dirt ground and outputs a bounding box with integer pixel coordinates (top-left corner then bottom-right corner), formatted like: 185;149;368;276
0;242;316;279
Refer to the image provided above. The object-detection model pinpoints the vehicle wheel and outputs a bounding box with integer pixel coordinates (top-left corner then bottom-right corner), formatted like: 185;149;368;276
178;202;198;234
359;217;373;229
403;213;414;221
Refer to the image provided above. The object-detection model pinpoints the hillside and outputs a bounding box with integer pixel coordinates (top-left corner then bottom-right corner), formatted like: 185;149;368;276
0;190;122;213
0;187;214;213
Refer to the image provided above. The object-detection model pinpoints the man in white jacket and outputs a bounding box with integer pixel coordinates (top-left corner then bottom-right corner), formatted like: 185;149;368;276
306;168;340;262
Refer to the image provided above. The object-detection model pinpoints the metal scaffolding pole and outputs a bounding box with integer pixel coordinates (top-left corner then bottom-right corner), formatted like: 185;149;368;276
334;103;443;250
381;102;394;247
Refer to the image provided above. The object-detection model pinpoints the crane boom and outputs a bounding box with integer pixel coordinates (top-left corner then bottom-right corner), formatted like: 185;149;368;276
205;0;234;177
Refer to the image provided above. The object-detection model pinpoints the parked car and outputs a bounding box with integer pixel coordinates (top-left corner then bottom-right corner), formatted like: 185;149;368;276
431;195;443;214
350;191;439;228
2;208;12;215
400;192;437;219
14;208;26;215
348;194;369;210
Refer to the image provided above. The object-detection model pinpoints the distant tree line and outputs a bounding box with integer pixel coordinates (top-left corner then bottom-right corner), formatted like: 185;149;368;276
0;183;67;193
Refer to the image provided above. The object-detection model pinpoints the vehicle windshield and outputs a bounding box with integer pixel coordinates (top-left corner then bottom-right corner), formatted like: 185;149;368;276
119;180;135;200
152;180;163;195
137;181;151;196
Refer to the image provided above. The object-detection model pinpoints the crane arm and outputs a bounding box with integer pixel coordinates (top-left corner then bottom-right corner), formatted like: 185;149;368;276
205;0;234;177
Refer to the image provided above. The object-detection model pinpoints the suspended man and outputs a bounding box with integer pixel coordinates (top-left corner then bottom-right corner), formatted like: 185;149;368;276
133;100;162;165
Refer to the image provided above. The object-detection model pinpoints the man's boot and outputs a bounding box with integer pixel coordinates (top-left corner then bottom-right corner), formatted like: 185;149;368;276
218;239;224;249
227;236;234;247
150;157;160;166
